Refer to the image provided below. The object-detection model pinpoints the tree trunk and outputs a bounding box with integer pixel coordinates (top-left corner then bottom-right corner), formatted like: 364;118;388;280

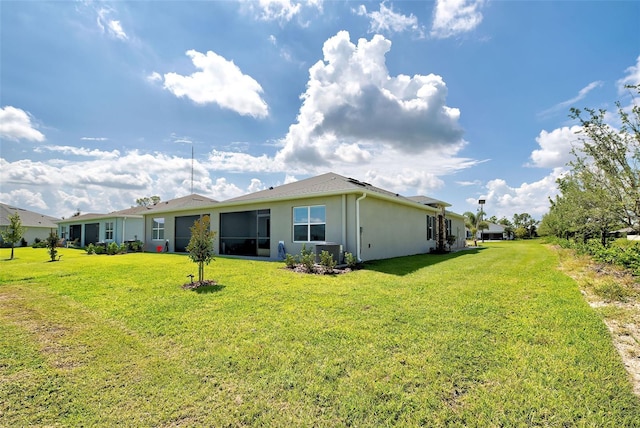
10;244;14;260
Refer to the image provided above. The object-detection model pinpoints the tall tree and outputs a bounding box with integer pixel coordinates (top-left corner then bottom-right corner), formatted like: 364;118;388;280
1;212;26;260
569;84;640;234
186;215;216;283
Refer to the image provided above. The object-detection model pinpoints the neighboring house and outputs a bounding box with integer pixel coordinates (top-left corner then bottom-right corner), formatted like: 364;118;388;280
141;172;467;262
138;194;219;252
0;202;59;245
56;206;147;247
476;222;508;241
614;227;640;241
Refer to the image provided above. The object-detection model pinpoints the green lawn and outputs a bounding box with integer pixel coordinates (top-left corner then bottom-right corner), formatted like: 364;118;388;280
1;241;639;426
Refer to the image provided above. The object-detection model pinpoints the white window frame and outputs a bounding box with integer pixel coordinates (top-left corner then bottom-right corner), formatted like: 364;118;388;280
105;221;114;240
152;218;165;240
293;205;326;242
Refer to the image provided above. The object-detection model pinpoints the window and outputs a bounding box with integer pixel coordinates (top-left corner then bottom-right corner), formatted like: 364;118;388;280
293;205;325;242
105;221;114;240
152;218;165;240
426;215;435;240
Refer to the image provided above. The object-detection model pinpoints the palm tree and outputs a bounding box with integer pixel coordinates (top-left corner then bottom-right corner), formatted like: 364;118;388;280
464;211;489;245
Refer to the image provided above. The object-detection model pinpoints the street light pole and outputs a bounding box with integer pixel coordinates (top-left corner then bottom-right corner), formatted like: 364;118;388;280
478;199;485;244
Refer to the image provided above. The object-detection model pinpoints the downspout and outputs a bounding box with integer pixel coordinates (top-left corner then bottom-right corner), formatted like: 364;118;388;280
356;193;367;262
122;217;126;244
341;195;346;258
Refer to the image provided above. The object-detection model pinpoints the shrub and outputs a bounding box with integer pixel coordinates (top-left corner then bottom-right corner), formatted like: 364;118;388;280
319;250;336;272
107;242;120;255
284;253;298;269
86;243;96;255
344;252;357;269
299;245;316;273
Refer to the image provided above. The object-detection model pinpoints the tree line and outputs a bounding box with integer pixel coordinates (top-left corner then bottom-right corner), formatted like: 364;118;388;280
539;85;640;243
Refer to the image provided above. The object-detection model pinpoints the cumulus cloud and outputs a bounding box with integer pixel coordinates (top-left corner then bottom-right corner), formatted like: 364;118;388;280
529;126;582;168
0;149;250;218
158;49;269;118
202;31;477;195
466;168;565;219
0;106;45;142
0;188;49;211
431;0;485;39
276;31;464;167
617;55;640;93
356;2;425;37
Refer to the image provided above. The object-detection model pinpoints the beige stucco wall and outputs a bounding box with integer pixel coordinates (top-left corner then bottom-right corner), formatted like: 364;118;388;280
144;209;216;252
142;195;466;262
0;226;53;246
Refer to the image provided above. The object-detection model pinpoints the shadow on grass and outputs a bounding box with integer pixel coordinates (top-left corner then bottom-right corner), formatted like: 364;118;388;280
193;284;226;294
363;247;486;276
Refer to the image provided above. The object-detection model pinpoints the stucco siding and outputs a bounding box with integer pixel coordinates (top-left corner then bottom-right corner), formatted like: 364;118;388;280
217;195;351;260
358;197;434;261
144;210;214;252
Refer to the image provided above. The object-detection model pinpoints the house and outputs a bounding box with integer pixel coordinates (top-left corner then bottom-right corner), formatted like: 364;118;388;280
140;173;467;262
476;222;508;241
55;205;148;248
137;194;219;252
0;202;59;245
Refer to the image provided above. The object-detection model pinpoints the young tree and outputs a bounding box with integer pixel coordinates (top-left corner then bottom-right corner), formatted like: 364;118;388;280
1;212;26;260
569;84;640;234
186;215;216;282
45;230;59;262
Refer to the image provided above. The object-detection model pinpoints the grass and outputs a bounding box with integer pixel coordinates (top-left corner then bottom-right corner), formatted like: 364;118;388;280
1;241;639;426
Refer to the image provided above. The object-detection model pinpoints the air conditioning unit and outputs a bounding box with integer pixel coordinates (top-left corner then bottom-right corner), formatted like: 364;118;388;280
314;243;342;264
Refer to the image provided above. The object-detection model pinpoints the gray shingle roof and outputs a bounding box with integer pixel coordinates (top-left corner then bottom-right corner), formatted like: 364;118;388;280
225;172;421;204
0;203;59;228
140;194;219;214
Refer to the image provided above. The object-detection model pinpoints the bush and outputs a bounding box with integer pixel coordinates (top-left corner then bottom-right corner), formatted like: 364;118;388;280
554;237;640;276
284;253;298;269
86;243;96;255
344;252;357;269
319;250;336;272
299;245;316;273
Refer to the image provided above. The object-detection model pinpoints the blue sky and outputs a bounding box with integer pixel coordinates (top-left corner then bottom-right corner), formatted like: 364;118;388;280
1;0;639;220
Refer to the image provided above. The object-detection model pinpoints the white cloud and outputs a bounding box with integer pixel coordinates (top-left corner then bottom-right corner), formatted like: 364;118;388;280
356;2;425;37
147;72;162;83
538;81;603;118
80;137;109;141
243;0;323;23
529;126;582;168
202;31;477;196
0;188;48;211
160;50;269;118
34;145;120;160
276;31;465;166
431;0;485;39
617;55;640;94
0;148;255;218
466;168;565;220
0;106;45;142
97;8;128;40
